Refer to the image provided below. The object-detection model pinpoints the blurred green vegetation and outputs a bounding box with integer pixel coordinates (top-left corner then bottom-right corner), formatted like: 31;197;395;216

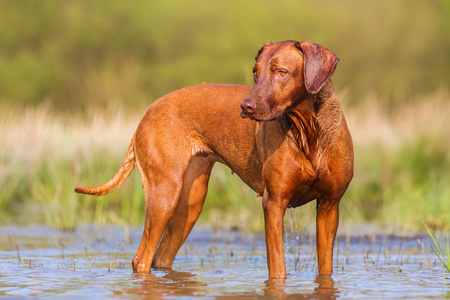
1;1;449;232
1;92;449;232
0;0;449;110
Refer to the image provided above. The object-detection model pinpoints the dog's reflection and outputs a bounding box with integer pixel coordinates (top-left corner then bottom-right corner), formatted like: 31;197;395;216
313;274;338;298
123;268;206;299
122;269;338;299
265;274;338;299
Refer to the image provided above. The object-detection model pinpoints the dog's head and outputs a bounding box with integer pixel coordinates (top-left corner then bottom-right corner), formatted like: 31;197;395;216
240;40;339;121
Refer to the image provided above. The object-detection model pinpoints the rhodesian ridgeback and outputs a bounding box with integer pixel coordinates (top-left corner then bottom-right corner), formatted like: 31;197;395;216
76;40;354;278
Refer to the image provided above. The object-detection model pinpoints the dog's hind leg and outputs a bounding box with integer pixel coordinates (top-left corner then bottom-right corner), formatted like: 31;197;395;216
132;163;185;273
152;156;215;268
132;206;150;271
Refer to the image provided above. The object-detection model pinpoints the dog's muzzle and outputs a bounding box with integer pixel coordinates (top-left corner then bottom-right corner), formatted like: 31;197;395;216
240;99;256;118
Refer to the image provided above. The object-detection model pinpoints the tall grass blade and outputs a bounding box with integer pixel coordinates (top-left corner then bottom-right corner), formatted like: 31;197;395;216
423;221;450;273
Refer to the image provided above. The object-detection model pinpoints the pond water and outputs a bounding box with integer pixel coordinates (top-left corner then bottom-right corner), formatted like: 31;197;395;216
0;225;448;299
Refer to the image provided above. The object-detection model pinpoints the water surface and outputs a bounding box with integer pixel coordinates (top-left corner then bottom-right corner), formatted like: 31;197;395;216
0;225;448;299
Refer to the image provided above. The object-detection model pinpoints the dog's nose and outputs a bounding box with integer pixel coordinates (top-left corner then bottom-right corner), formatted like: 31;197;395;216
240;99;256;114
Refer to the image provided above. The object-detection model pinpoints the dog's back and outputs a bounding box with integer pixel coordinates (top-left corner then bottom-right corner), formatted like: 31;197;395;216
134;83;264;191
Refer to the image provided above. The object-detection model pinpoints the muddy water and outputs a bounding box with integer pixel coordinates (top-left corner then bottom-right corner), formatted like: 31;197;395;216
0;225;448;299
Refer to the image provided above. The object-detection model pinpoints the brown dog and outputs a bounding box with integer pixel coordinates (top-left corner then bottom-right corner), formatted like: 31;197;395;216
75;40;353;279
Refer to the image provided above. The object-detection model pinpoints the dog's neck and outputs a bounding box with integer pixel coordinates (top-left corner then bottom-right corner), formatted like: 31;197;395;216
315;80;344;148
284;80;342;166
284;95;319;160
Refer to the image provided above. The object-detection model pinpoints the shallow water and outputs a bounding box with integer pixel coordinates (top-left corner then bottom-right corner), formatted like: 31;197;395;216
0;225;448;299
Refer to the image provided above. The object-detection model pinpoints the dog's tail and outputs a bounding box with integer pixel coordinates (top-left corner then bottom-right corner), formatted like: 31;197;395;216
75;136;136;196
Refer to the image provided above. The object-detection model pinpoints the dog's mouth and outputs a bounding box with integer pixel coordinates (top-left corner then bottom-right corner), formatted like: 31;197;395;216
240;110;255;120
240;109;249;119
241;106;283;122
240;108;280;122
240;110;265;122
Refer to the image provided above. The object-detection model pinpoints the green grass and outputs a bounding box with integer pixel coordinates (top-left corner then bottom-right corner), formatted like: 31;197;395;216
1;0;449;232
1;90;449;231
424;221;450;282
341;93;450;232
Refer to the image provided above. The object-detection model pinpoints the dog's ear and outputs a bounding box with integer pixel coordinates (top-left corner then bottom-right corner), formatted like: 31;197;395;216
296;41;339;94
255;41;274;61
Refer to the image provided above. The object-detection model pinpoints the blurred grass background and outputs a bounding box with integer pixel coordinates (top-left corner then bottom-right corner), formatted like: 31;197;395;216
0;0;449;232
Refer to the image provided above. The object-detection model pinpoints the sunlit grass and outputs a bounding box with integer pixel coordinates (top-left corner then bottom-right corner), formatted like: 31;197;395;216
423;221;450;285
1;90;449;231
342;89;450;232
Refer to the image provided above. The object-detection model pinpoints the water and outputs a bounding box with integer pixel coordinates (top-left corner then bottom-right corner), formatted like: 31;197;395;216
0;225;448;299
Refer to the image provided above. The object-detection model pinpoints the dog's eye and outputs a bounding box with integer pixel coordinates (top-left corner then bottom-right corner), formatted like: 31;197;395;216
278;70;287;77
253;70;258;81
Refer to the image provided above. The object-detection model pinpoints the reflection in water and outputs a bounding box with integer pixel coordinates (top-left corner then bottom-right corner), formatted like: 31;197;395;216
264;278;286;297
264;274;338;299
124;269;338;299
123;268;207;299
314;274;338;298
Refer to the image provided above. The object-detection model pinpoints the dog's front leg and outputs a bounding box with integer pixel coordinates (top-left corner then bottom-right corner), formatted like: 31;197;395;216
316;197;340;274
262;192;288;279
